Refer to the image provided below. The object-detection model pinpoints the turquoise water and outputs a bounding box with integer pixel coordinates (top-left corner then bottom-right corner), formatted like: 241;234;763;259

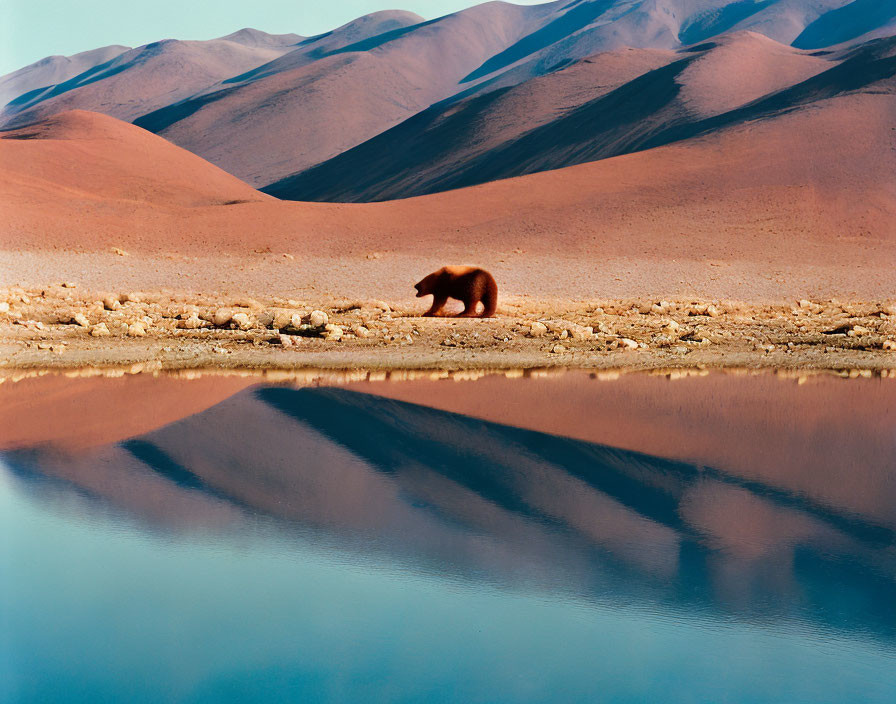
2;382;895;703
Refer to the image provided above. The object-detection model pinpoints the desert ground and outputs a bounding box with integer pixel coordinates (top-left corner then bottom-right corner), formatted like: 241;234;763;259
2;105;894;376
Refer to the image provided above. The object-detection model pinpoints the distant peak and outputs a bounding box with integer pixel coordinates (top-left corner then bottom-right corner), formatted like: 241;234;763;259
220;27;303;47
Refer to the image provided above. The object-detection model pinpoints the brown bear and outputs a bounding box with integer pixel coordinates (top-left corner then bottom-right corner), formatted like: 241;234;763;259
414;266;498;318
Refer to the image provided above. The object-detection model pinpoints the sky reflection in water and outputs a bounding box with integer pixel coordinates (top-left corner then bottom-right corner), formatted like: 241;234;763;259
2;375;895;703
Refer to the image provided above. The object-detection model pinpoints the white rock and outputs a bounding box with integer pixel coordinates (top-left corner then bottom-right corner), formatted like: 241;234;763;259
271;311;292;330
309;310;329;328
324;324;343;341
213;309;233;327
619;338;639;350
73;312;90;327
103;296;121;311
550;344;567;354
351;324;370;338
528;321;548;337
290;313;304;329
231;312;253;330
89;323;111;337
127;322;146;337
0;302;9;313
179;314;204;329
883;340;896;351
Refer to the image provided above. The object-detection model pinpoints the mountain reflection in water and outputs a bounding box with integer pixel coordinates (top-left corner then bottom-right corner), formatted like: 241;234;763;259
7;387;896;640
6;383;895;645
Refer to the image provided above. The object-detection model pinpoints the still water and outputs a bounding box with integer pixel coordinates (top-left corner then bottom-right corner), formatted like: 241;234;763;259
1;371;895;703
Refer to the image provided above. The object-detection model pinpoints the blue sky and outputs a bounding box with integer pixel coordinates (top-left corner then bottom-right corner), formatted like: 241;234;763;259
1;0;544;75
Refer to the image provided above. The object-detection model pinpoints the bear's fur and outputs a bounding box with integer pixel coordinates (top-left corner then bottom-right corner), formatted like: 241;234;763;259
414;266;498;318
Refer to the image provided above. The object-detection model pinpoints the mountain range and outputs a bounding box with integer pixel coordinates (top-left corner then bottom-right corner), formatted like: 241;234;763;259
3;0;895;199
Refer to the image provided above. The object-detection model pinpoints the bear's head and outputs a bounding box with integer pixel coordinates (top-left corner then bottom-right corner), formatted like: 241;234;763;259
414;272;439;297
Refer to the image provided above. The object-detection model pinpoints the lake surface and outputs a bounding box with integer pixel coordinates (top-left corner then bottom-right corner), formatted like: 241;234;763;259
1;371;895;703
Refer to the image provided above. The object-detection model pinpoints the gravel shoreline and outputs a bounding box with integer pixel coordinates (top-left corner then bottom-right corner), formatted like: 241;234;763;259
2;285;894;377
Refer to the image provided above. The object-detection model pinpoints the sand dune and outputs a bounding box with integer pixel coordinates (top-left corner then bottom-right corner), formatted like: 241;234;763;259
0;110;267;211
0;32;300;128
2;98;893;300
264;32;869;202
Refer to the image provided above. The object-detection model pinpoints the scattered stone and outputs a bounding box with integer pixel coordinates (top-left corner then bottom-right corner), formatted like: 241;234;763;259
569;325;593;341
527;321;548;337
269;311;292;330
848;326;870;337
72;312;90;327
61;282;77;288
111;247;129;256
309;310;329;328
0;302;9;313
89;323;111;337
178;314;205;329
550;344;567;354
123;292;142;303
619;338;639;351
213;346;228;354
324;324;343;341
213;309;233;327
102;295;121;311
278;333;302;347
233;298;263;310
127;322;146;337
883;340;896;351
231;312;253;331
823;324;851;335
351;324;370;338
289;313;304;329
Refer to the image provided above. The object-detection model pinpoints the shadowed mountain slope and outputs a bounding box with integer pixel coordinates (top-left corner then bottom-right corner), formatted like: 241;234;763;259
0;45;130;108
264;32;888;202
3;1;895;190
133;2;554;186
0;31;302;127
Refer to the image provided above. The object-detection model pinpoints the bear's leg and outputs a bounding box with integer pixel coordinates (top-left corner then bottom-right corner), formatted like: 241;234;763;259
456;299;481;317
424;295;448;317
